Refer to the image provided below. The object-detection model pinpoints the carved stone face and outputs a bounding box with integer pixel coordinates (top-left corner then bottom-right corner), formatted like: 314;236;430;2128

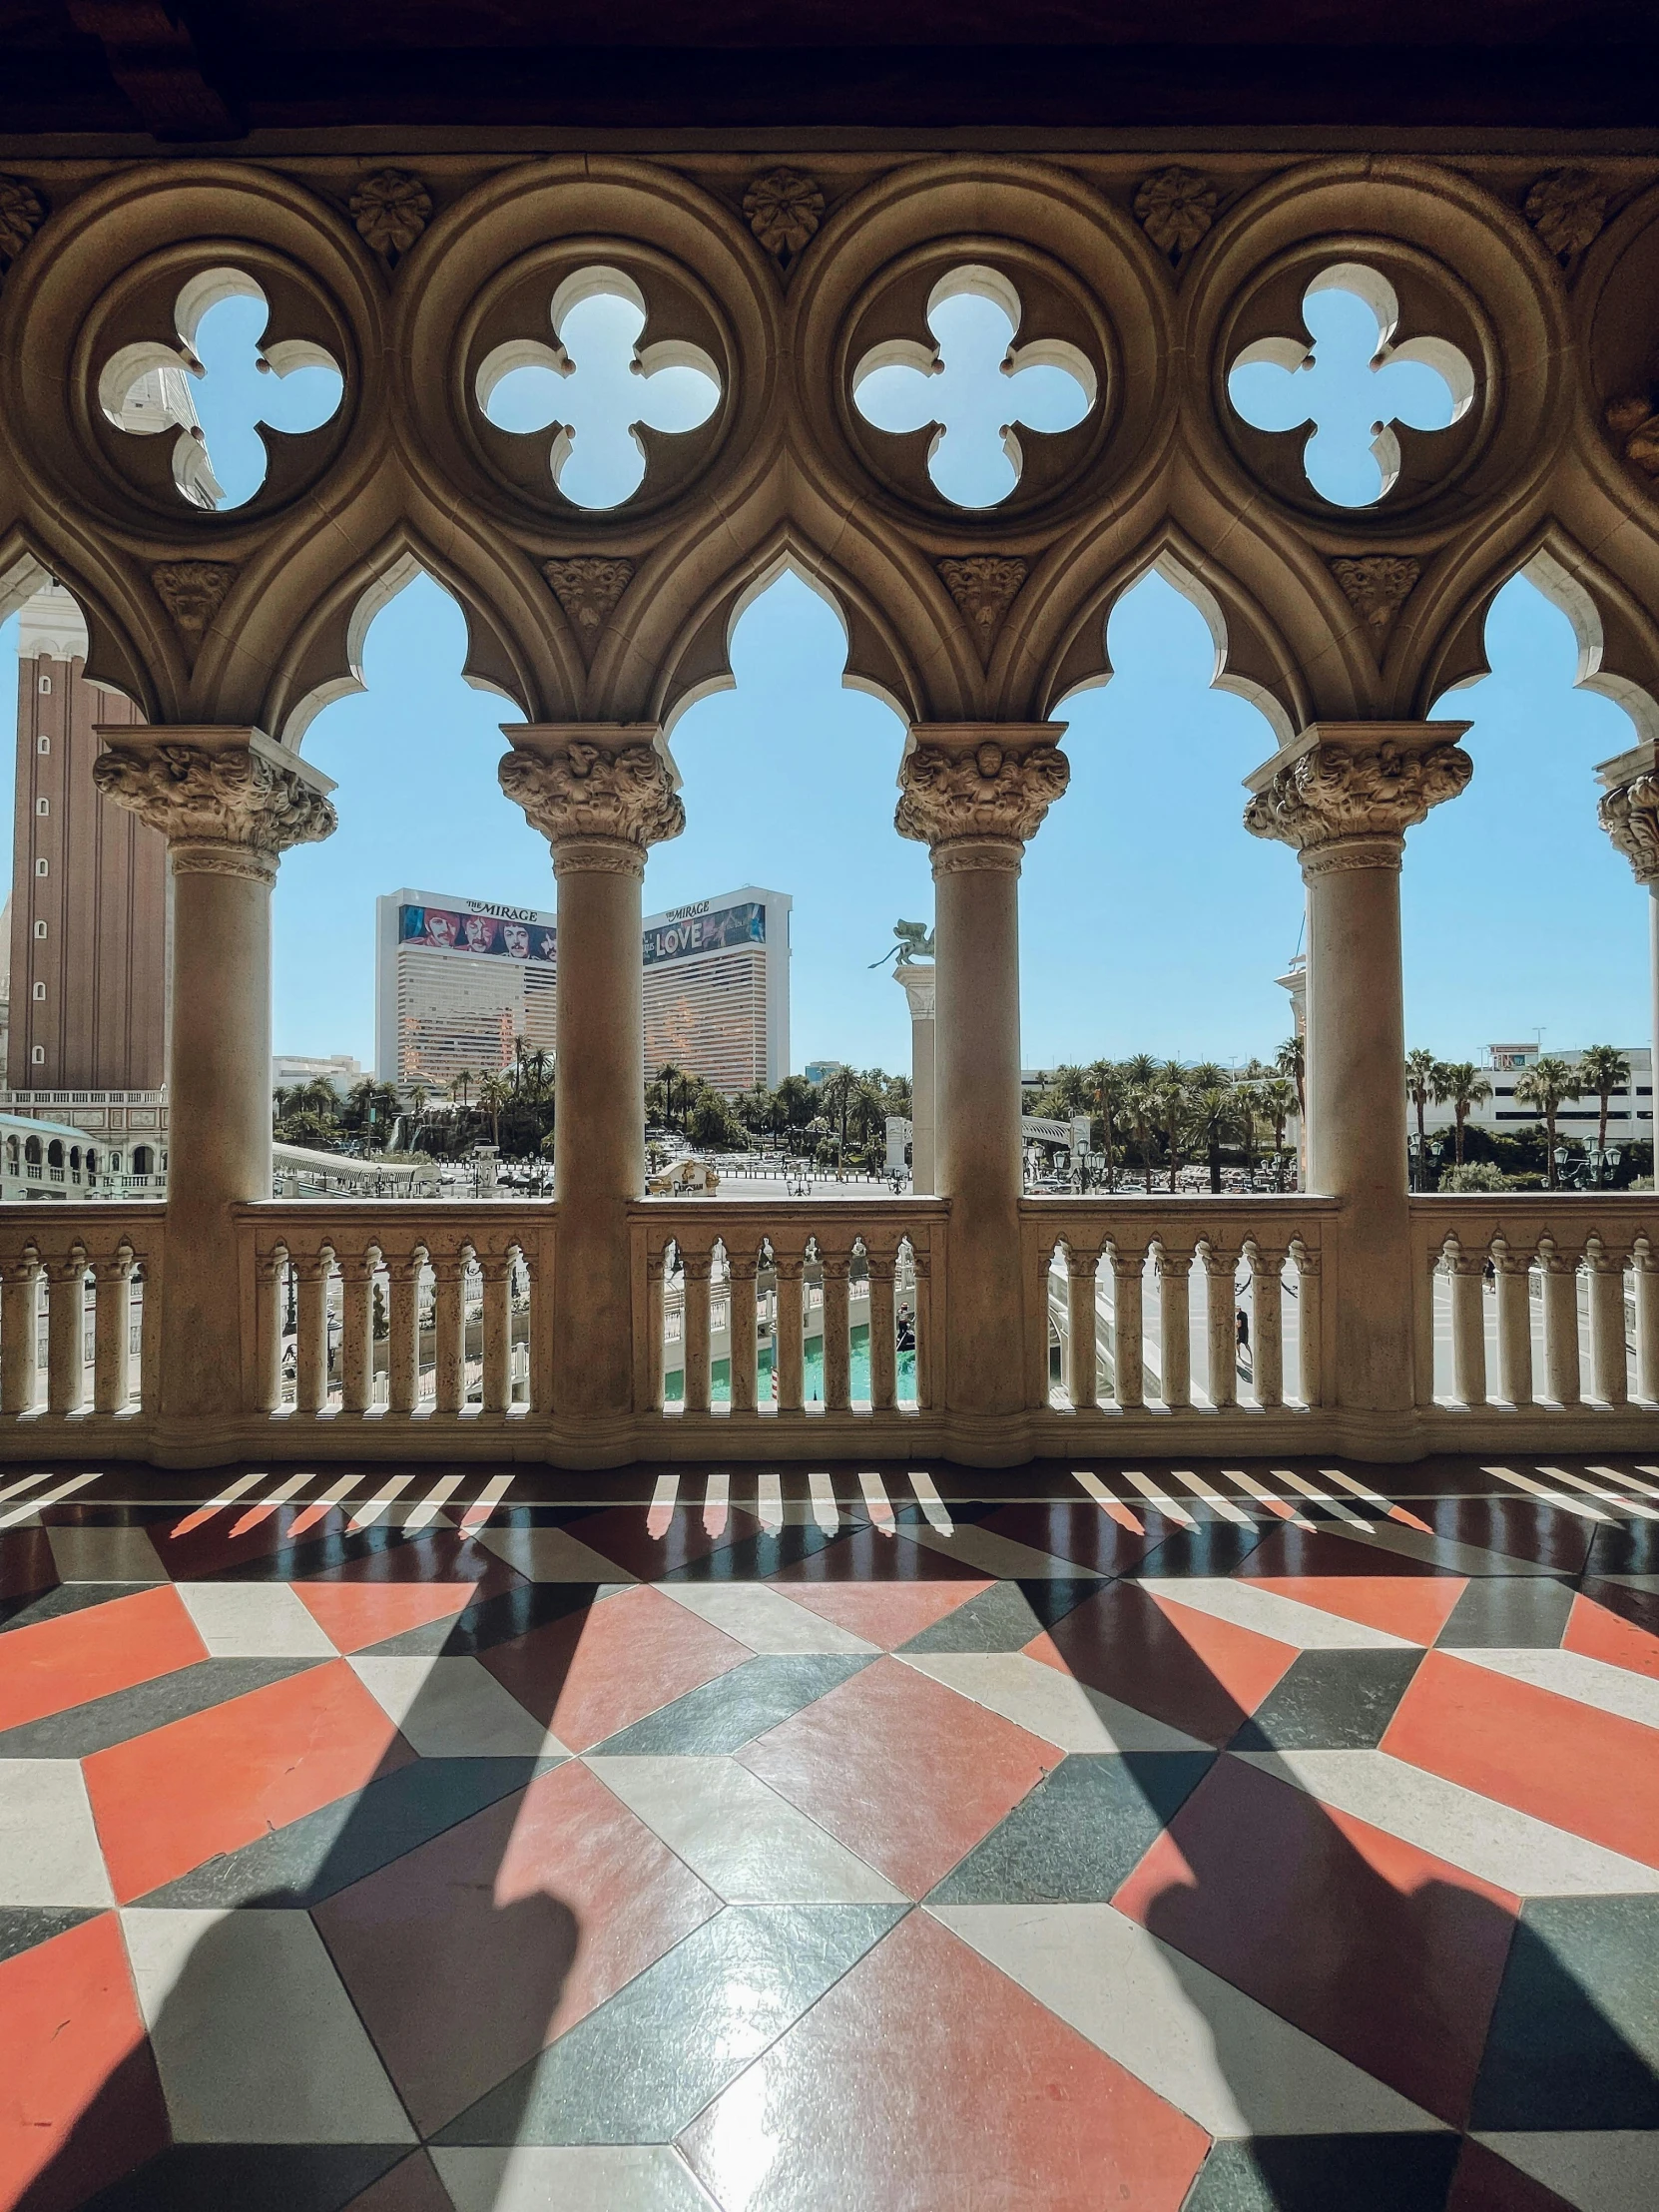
975;742;1004;779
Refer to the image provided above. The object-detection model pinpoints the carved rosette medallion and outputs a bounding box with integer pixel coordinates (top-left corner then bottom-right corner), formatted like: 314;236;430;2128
93;744;337;879
1524;168;1607;262
152;561;238;647
1133;167;1218;259
937;557;1028;663
742;169;826;267
1245;737;1470;872
349;170;432;259
1330;556;1421;644
542;558;636;657
1598;774;1659;884
896;739;1070;862
0;174;44;267
499;740;685;872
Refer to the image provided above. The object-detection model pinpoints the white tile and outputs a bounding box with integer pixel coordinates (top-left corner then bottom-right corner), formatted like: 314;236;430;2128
1475;2131;1659;2212
0;1761;112;1907
1231;1749;1659;1897
433;2146;719;2212
898;1651;1206;1753
348;1656;558;1757
46;1522;165;1582
173;1581;336;1658
1136;1575;1414;1650
656;1581;875;1655
586;1756;903;1904
468;1524;638;1582
899;1522;1102;1581
122;1908;415;2144
934;1902;1442;2139
1455;1648;1659;1733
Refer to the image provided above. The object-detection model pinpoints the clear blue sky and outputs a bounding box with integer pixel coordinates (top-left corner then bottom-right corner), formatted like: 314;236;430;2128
0;277;1649;1078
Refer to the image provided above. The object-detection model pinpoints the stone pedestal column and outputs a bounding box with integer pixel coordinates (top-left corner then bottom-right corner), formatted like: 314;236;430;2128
897;726;1068;1422
1595;744;1659;1095
499;725;683;1426
1245;722;1471;1420
94;728;335;1433
893;962;936;1194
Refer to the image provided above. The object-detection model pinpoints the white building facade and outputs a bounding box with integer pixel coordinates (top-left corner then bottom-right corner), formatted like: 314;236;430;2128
1420;1043;1654;1142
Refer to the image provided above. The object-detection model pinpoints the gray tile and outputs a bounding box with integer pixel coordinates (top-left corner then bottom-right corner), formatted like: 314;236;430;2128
359;1581;618;1660
47;1522;166;1582
1435;1577;1576;1649
1229;1651;1424;1751
0;1658;321;1761
80;2145;410;2211
1182;2136;1460;2212
590;1654;870;1755
135;1757;552;1909
1;1582;153;1633
926;1753;1214;1905
436;1905;905;2145
1471;1896;1659;2131
0;1902;105;1964
896;1579;1098;1653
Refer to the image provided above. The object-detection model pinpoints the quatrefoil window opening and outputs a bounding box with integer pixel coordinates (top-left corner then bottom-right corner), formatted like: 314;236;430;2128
1227;264;1473;508
97;268;343;512
475;268;722;511
850;267;1097;509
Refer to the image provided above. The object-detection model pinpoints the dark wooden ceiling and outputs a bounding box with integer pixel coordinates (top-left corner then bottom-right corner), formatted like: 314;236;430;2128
3;3;1657;139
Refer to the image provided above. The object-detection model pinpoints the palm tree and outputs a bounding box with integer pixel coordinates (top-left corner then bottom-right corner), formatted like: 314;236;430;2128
1275;1034;1305;1127
1577;1044;1631;1170
1155;1062;1189;1193
1432;1061;1492;1167
1086;1059;1118;1190
1123;1082;1158;1193
475;1072;510;1148
1514;1055;1583;1188
656;1061;688;1131
1404;1048;1442;1190
448;1069;474;1112
1260;1076;1297;1189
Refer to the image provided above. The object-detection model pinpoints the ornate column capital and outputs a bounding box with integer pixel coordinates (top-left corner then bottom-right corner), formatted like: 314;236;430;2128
1596;741;1659;884
93;727;336;881
893;961;936;1022
896;724;1069;870
499;723;685;877
1244;722;1471;876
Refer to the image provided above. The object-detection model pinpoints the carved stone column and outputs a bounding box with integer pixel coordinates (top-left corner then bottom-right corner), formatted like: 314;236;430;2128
1245;722;1470;1422
1595;743;1659;1093
499;725;683;1428
893;961;936;1194
94;727;335;1437
897;725;1068;1425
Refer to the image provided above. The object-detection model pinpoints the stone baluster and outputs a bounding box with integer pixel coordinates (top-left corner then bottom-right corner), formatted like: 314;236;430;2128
897;726;1069;1423
1246;723;1471;1428
293;1250;332;1416
728;1248;760;1413
774;1250;806;1414
1;1254;41;1417
894;962;936;1194
92;1249;135;1415
1636;1238;1659;1404
480;1252;514;1414
866;1244;898;1412
1250;1244;1286;1408
430;1249;467;1414
1492;1237;1534;1407
822;1249;852;1413
1293;1240;1322;1408
499;726;684;1427
908;1244;932;1411
1586;1237;1630;1407
1201;1241;1237;1410
646;1245;668;1412
47;1252;87;1417
94;728;335;1437
385;1252;422;1416
1109;1239;1147;1410
1065;1244;1100;1411
681;1246;714;1414
337;1250;376;1415
254;1251;283;1414
1447;1243;1488;1407
1538;1236;1582;1407
1156;1242;1195;1410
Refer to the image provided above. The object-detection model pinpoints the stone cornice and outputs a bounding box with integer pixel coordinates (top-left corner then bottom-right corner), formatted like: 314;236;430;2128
499;724;685;853
1243;722;1472;861
92;727;336;862
895;725;1069;853
894;961;936;1021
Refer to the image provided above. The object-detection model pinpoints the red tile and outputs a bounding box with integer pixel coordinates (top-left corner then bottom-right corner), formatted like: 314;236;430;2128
84;1658;414;1903
0;1526;58;1600
1027;1581;1296;1745
339;2153;456;2212
292;1576;478;1655
766;1579;991;1650
1237;1523;1452;1579
678;1909;1209;2211
315;1760;719;2134
0;1584;208;1734
1445;2137;1579;2212
739;1655;1059;1897
979;1502;1162;1574
0;1913;169;2212
1563;1590;1659;1683
1113;1755;1518;2127
556;1503;757;1579
1381;1648;1659;1870
149;1505;327;1576
477;1583;749;1751
772;1526;991;1582
1243;1575;1468;1646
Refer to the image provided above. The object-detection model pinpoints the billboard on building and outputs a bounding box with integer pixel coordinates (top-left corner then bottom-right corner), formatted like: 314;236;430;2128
643;899;765;966
396;900;556;963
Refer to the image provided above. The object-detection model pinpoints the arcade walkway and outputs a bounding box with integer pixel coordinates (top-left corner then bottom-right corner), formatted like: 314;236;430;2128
3;1455;1657;2211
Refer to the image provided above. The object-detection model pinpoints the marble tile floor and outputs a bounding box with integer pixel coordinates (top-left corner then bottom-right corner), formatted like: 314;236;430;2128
3;1454;1659;2211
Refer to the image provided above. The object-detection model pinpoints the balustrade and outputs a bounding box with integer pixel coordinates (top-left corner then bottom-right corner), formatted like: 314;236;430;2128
0;1206;158;1431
